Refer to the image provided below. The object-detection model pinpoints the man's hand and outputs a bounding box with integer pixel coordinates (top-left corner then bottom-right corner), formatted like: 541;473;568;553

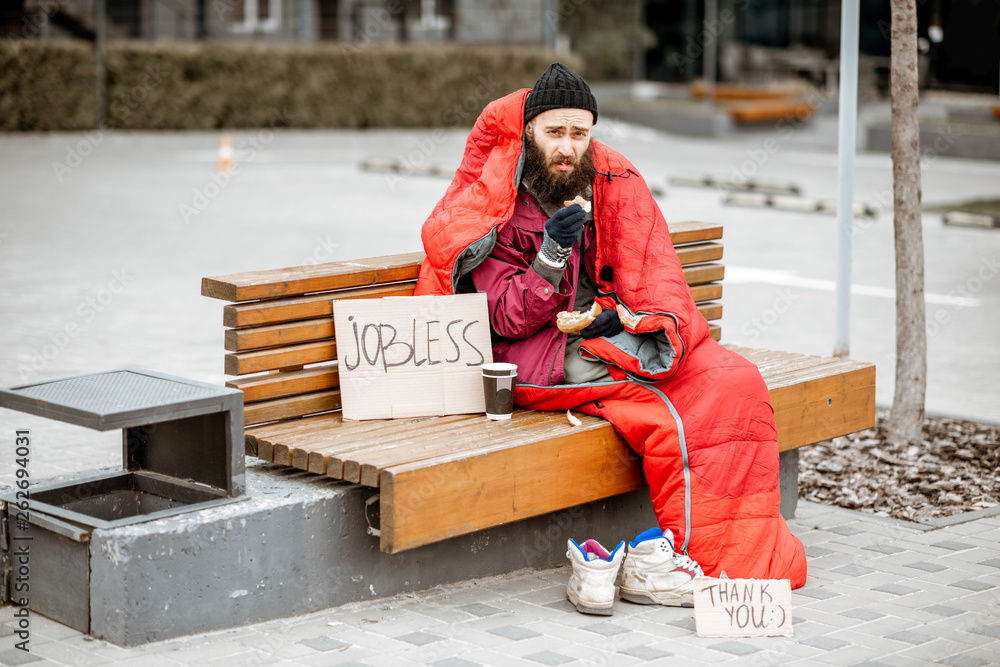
544;204;587;248
580;308;624;339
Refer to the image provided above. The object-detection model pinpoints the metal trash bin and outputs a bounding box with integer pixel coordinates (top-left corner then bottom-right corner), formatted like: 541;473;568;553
0;369;244;633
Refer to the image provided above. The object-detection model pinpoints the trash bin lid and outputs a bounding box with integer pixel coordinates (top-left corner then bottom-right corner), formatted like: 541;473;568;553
0;369;241;431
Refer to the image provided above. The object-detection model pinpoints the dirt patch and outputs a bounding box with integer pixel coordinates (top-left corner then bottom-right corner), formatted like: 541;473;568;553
799;410;1000;523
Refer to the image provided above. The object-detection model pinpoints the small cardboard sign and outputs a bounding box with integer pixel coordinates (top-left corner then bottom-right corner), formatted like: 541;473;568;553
333;294;493;420
694;579;793;638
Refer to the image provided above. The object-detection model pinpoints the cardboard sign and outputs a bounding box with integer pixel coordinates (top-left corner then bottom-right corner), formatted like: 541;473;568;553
333;294;493;420
694;579;793;638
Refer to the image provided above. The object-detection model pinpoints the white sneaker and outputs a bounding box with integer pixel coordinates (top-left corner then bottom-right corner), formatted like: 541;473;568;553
566;538;625;615
619;527;704;608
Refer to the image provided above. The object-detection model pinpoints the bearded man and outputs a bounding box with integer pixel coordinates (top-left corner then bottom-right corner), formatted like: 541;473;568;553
415;64;807;614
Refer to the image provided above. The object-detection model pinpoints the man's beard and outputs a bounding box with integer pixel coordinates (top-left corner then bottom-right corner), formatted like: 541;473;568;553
522;132;597;210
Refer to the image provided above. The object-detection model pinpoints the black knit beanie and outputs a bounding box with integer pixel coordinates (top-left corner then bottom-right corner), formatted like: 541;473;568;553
523;63;598;126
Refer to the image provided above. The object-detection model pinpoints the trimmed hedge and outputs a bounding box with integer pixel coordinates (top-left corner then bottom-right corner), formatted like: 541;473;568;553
0;41;578;131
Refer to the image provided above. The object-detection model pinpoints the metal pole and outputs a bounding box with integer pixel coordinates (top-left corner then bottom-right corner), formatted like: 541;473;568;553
545;0;557;53
833;0;859;359
702;0;717;101
95;0;106;129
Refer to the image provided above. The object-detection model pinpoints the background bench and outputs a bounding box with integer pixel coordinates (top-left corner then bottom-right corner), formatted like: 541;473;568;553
202;221;875;554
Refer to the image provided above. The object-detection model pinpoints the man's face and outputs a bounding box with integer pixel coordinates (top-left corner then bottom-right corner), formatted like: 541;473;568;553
525;108;593;177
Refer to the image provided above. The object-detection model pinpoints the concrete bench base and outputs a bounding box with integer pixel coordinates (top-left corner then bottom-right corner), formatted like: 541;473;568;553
67;461;658;645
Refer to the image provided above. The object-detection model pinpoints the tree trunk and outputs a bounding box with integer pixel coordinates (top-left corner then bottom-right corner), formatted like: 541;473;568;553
887;0;926;446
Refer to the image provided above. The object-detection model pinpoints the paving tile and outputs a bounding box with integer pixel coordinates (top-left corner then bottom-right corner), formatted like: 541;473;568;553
832;565;877;576
559;643;638;667
949;580;995;592
113;657;187;667
808;644;886;666
707;640;760;656
579;622;631;637
840;608;885;622
795;587;841;601
805;546;837;558
665;616;696;632
487;625;543;641
521;620;601;646
823;628;912;653
233;633;318;659
800;591;876;614
297;635;351;652
798;636;849;651
517;586;569;607
904;561;948;573
886;630;934;645
0;650;42;666
542;600;579;614
864;544;908;555
872;583;920;596
921;604;966;617
458;603;503;618
967;625;1000;640
396;631;446;646
432;659;483;667
979;558;1000;569
523;650;576;665
932;541;976;551
827;524;866;536
453;648;540;667
937;656;991;667
618;645;672;661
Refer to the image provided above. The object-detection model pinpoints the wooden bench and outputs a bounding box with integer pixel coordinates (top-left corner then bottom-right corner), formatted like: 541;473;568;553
724;99;817;124
202;221;875;554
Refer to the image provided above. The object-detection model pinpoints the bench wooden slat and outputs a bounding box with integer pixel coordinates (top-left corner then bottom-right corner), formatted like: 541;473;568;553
690;283;722;303
675;242;723;266
698;303;722;322
226;341;337;376
300;414;480;474
203;252;426;303
226;318;334;352
727;100;817;124
708;325;721;341
244;389;341;426
347;412;571;485
667;221;723;245
223;283;417;328
227;366;339;403
313;414;495;478
683;263;724;285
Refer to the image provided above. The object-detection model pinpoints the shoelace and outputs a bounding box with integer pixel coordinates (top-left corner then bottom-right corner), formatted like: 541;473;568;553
674;552;705;577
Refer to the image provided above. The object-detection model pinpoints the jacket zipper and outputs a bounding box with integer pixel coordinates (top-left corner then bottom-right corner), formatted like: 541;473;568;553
516;376;694;556
638;380;693;555
547;339;564;385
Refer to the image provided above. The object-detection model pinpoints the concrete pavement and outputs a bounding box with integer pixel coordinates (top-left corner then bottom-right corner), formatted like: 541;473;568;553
0;499;997;665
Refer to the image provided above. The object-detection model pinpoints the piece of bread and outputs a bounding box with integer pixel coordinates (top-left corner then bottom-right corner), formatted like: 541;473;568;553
563;195;592;213
616;303;642;330
556;302;602;334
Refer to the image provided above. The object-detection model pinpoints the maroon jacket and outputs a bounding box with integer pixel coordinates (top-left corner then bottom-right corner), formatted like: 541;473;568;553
470;189;598;386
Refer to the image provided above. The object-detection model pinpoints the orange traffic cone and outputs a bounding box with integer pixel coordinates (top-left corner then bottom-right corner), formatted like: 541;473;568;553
217;133;234;173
